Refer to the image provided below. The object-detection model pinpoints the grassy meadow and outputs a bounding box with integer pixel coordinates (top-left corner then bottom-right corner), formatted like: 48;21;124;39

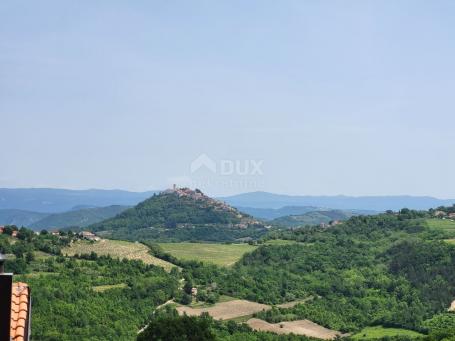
158;242;257;266
352;326;424;339
426;218;455;238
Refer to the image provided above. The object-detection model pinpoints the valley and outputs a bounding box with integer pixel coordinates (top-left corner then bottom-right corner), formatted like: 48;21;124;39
2;190;455;340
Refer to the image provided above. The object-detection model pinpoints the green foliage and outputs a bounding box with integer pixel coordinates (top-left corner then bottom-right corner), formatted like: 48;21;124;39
423;313;455;339
351;325;424;340
138;311;215;341
1;226;71;273
92;192;242;231
8;208;455;339
270;210;355;228
196;212;455;334
19;255;179;340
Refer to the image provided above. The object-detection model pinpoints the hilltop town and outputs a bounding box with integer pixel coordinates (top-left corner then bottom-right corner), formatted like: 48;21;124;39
162;185;262;229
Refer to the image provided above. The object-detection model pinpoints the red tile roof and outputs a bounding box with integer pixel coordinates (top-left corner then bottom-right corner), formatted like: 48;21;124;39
10;282;30;341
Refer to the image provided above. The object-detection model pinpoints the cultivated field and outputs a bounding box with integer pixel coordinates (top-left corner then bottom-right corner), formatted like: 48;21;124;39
63;239;175;271
176;299;270;320
158;242;257;266
426;219;455;238
351;326;424;339
247;318;343;340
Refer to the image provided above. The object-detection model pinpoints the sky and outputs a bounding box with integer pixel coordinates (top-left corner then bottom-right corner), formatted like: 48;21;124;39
1;1;455;197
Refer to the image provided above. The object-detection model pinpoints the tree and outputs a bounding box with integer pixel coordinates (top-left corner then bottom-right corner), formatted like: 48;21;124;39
183;279;193;295
180;293;192;305
26;251;35;263
137;311;215;341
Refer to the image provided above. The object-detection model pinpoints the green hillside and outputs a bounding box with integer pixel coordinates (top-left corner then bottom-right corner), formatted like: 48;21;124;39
271;209;358;227
31;205;129;230
90;188;265;241
177;209;455;337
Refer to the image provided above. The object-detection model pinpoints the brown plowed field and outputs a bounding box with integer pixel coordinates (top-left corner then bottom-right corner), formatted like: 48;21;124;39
247;318;343;340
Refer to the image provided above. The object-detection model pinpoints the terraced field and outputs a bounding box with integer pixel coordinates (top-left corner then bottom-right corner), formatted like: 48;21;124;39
63;239;175;271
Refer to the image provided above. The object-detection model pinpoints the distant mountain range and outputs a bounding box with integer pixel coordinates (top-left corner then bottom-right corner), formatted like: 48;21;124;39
237;206;378;220
0;209;48;227
0;205;129;230
0;188;156;213
1;188;454;228
30;205;130;230
219;191;455;211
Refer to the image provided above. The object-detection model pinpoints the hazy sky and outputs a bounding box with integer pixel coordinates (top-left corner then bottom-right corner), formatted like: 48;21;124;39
1;1;455;197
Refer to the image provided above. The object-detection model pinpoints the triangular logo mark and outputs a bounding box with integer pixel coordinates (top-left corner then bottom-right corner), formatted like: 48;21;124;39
190;154;217;173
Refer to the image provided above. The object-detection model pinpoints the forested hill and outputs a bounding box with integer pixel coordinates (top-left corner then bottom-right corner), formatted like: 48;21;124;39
269;209;370;227
30;205;129;230
90;188;262;239
0;209;48;227
195;208;455;337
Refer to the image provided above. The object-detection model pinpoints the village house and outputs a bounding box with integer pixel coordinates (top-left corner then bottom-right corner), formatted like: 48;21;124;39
1;254;31;341
78;231;101;242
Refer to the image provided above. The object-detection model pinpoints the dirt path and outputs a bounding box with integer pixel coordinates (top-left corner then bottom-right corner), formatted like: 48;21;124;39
138;299;175;334
176;300;271;320
247;318;344;340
